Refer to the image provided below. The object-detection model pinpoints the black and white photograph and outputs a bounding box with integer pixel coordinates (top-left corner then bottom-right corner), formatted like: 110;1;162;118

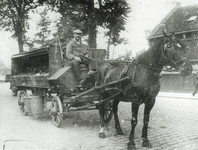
0;0;198;150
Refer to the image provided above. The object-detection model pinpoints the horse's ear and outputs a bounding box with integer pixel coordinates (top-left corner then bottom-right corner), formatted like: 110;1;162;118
163;30;169;38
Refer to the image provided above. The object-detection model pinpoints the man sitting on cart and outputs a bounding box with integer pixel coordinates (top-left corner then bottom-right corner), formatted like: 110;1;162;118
66;29;88;86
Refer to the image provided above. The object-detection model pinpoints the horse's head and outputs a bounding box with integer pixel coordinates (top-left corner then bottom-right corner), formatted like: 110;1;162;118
162;31;192;76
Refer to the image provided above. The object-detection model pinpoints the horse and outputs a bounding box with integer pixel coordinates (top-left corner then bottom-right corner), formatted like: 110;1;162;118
96;31;193;150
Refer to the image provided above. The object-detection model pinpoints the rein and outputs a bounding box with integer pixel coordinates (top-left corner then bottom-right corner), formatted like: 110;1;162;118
161;41;187;72
83;56;162;71
82;40;186;73
131;61;162;71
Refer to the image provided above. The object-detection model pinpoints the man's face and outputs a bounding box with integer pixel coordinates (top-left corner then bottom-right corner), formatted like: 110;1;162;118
74;33;82;41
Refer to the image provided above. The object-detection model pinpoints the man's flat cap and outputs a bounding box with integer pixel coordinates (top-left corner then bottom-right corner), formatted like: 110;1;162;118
73;29;82;34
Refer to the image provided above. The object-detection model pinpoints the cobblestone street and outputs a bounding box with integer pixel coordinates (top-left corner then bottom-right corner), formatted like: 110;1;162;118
1;83;198;150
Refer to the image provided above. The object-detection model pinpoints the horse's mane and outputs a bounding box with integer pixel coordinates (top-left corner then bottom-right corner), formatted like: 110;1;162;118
135;38;164;65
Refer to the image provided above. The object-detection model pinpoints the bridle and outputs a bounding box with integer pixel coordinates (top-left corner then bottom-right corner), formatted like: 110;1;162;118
161;40;188;72
120;39;189;77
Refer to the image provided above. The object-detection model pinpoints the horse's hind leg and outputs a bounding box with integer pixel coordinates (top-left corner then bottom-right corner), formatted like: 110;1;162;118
99;102;107;138
128;102;139;150
141;99;155;148
113;100;124;135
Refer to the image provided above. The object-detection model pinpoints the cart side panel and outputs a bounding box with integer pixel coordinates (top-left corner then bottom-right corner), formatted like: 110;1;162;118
58;67;78;90
48;66;78;92
11;48;50;75
10;74;49;88
10;47;51;88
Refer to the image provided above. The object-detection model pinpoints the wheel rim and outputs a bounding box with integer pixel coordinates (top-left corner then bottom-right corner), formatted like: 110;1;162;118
51;96;63;127
18;90;28;116
103;101;113;123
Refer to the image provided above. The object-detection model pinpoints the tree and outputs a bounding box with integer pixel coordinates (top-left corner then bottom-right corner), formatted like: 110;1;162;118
46;0;97;48
34;8;51;46
40;0;130;50
28;7;58;48
117;49;133;61
108;37;129;59
25;5;61;49
102;0;130;58
0;0;40;53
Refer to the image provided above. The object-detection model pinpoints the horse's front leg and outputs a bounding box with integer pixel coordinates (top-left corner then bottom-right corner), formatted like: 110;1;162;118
99;102;107;138
141;98;155;148
128;102;139;150
113;100;124;135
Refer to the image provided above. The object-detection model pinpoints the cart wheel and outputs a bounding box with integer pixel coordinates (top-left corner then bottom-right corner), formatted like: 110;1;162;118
12;86;18;96
18;90;28;116
51;96;63;127
101;100;113;123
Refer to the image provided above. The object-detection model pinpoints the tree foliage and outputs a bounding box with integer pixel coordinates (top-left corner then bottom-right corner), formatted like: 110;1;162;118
0;0;40;52
26;7;57;49
102;0;130;42
40;0;130;50
35;8;51;44
0;0;130;54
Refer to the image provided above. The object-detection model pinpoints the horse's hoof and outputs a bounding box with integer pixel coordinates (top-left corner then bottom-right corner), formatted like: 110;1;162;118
142;141;152;148
99;132;106;138
127;143;136;150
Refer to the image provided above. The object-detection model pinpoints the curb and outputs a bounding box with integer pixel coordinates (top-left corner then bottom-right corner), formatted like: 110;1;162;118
157;92;198;100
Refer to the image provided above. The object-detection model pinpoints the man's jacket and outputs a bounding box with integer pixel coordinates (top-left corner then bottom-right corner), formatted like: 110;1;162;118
66;39;88;60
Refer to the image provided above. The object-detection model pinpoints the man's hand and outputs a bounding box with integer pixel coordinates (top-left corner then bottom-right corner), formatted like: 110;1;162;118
74;56;81;62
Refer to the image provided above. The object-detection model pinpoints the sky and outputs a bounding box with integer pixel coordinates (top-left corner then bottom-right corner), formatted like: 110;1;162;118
1;0;198;67
107;0;198;58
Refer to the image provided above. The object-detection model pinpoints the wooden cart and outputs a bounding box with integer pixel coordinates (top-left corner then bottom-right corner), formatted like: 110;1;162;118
10;46;126;127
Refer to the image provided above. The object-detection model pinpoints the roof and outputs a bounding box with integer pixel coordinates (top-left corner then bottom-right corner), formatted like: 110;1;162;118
148;4;198;39
11;47;50;59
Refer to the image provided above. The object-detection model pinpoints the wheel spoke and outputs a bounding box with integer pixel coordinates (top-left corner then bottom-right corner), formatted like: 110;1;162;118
54;115;57;123
51;96;63;127
18;90;28;116
101;101;113;123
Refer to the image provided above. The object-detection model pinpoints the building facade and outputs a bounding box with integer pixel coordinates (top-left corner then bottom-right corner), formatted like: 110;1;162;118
148;4;198;92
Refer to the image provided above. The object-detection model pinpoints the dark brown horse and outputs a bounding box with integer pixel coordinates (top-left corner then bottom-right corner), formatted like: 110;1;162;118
96;31;193;150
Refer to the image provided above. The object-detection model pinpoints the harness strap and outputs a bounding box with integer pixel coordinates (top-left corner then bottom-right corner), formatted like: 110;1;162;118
119;64;131;79
117;63;147;94
83;56;163;71
132;64;137;82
